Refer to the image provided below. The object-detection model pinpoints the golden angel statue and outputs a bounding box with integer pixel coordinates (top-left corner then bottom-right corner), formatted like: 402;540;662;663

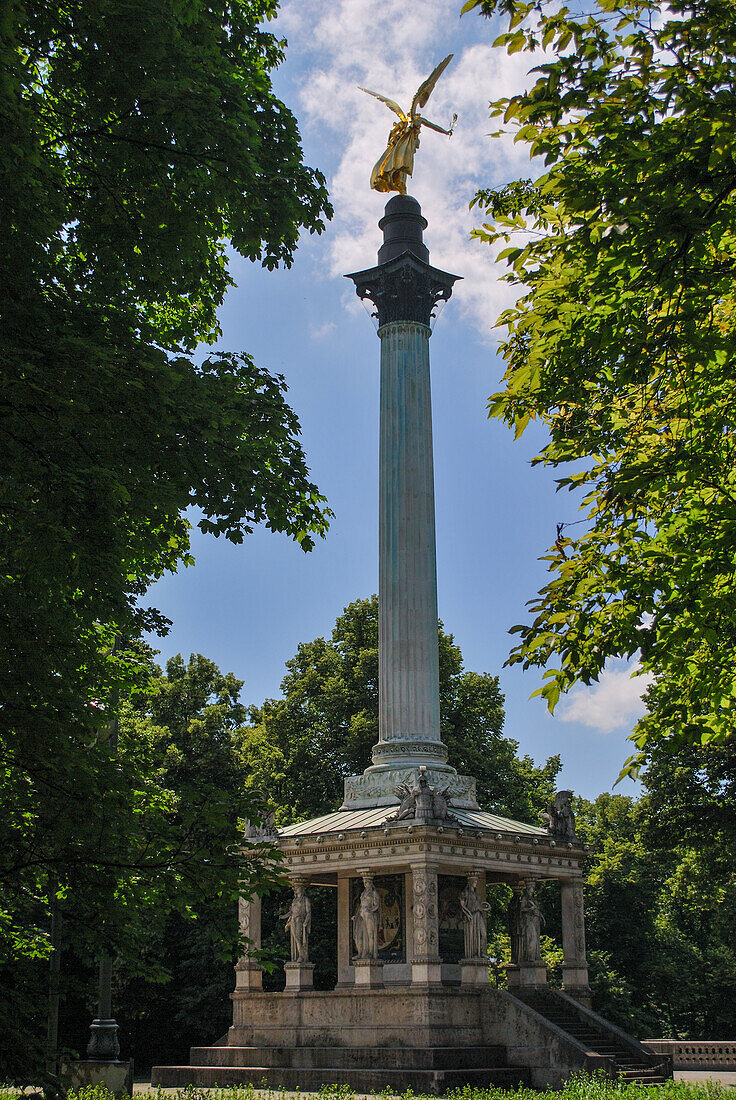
359;55;457;194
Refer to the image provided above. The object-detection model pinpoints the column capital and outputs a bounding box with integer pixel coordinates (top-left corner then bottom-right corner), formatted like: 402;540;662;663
346;252;460;328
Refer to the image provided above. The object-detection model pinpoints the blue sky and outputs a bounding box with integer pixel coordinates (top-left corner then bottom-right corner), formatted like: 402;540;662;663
148;0;650;802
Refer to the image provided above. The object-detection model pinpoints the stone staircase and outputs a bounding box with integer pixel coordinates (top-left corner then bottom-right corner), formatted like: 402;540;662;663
151;1043;531;1094
515;989;672;1085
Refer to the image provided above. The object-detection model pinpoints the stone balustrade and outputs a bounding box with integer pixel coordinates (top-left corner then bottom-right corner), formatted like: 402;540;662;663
644;1041;736;1069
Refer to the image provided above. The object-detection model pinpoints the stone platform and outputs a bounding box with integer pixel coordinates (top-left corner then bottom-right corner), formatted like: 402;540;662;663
151;987;669;1093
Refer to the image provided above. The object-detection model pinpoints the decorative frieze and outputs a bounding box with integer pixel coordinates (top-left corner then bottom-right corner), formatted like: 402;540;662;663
342;768;477;809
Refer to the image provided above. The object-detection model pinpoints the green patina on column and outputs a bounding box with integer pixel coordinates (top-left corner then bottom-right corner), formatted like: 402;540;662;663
377;319;442;768
345;196;478;809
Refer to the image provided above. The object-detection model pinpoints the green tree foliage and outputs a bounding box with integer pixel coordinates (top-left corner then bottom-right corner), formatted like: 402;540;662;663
1;0;331;1079
239;596;560;823
464;0;736;769
46;653;284;1073
575;754;736;1036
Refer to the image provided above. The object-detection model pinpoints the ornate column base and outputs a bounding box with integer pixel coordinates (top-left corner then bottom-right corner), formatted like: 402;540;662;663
284;962;314;991
86;1019;120;1060
507;963;548;989
235;961;263;991
562;964;592;1006
411;957;442;984
460;958;490;987
353;958;384;988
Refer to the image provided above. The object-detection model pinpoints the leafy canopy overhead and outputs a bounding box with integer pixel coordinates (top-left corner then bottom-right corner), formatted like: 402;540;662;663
464;0;736;770
1;0;331;1074
4;0;331;348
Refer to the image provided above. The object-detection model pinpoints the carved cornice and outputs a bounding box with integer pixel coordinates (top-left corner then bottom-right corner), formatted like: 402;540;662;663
345;251;460;328
276;828;586;881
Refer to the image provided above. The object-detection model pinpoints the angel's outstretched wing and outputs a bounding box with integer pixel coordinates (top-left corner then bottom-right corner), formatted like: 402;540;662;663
358;86;407;120
410;54;453;118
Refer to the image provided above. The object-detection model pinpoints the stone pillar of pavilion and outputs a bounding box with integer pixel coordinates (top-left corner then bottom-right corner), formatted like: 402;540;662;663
561;879;591;1004
344;195;478;813
235;894;262;991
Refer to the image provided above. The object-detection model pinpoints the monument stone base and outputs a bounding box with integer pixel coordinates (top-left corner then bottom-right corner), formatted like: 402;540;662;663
151;986;668;1093
561;964;594;1007
460;958;490;986
507;962;548;988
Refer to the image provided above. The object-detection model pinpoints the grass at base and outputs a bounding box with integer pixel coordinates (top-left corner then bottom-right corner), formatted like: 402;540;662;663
1;1079;732;1100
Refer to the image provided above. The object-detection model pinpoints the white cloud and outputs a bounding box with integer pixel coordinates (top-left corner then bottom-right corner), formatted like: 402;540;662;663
309;320;337;340
558;659;654;734
278;0;540;337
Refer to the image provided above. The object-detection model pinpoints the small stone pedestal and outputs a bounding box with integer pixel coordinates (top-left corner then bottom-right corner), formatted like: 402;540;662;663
65;1060;133;1097
284;962;314;991
507;963;548;990
562;965;592;1007
353;958;384;988
411;958;442;985
235;962;263;991
460;958;490;987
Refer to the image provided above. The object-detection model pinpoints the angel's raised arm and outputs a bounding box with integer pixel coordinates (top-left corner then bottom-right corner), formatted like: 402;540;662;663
417;115;455;136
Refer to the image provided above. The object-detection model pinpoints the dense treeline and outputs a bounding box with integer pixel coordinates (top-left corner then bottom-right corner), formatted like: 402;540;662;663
36;599;736;1074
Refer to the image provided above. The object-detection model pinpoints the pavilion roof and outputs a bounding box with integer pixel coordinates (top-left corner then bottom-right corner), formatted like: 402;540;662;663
278;805;548;839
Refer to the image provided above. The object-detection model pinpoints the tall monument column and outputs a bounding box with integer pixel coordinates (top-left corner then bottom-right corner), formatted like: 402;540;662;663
378;320;441;764
344;195;478;810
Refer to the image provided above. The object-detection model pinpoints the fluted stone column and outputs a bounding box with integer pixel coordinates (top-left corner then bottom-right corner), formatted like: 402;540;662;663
343;195;479;810
376;320;443;770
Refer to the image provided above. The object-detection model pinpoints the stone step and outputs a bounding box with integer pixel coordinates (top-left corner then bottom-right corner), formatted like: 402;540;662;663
514;993;669;1086
190;1045;509;1071
620;1078;671;1086
151;1064;531;1095
619;1067;668;1076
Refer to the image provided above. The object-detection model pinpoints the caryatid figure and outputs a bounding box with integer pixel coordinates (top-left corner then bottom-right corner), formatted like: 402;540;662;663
519;880;545;964
284;880;311;964
352;872;382;959
459;871;490;960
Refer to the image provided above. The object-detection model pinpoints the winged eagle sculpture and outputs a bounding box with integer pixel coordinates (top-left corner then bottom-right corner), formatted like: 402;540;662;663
359;55;457;194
